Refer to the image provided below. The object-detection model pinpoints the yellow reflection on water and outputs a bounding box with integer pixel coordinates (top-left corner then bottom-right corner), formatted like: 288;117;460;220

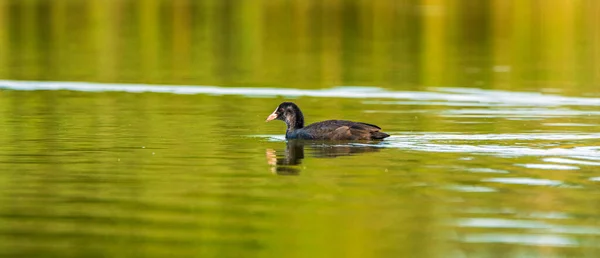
0;0;598;93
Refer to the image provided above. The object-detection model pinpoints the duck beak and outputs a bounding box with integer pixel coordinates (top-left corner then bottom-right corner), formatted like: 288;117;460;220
266;112;278;122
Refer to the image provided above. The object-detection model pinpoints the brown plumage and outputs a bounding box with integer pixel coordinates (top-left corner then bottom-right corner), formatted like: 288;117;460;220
265;102;390;140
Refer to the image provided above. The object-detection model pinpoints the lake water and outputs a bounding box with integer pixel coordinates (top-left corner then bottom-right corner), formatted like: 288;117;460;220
1;80;599;257
1;1;600;258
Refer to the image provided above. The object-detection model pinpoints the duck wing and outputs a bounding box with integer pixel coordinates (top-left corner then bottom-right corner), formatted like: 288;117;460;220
300;120;389;140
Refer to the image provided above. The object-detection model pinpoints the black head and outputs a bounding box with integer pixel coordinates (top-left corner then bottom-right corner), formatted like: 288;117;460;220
265;102;304;129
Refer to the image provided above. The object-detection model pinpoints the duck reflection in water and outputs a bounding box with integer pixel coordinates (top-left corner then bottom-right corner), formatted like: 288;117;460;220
266;140;381;175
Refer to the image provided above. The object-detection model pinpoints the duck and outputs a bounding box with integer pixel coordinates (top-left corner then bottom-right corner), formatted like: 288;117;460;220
265;102;390;140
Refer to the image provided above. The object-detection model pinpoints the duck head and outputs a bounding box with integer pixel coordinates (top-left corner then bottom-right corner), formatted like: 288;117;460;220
265;102;305;130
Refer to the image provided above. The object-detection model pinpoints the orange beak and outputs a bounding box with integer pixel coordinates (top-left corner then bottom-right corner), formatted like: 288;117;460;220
266;112;278;122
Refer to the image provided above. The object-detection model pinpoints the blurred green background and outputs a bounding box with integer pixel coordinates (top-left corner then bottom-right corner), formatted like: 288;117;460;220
1;0;599;94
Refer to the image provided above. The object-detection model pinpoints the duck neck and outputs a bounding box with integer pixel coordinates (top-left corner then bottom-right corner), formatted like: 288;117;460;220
285;109;304;133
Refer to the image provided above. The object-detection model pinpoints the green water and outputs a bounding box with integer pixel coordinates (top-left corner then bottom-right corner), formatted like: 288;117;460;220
1;1;600;258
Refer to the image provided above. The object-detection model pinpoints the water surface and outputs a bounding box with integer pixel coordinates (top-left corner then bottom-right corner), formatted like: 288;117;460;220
1;81;599;257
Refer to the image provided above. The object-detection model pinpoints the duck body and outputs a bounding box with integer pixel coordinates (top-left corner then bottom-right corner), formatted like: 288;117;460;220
266;102;390;141
286;120;388;140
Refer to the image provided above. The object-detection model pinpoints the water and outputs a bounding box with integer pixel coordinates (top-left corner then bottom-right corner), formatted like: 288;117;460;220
2;0;600;257
0;81;599;257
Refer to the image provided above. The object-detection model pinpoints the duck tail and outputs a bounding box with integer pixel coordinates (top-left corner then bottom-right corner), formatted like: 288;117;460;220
371;132;390;140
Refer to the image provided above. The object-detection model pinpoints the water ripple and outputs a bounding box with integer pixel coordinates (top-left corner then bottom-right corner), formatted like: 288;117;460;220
392;133;600;141
2;80;600;107
441;108;600;117
516;163;580;170
455;218;600;235
482;178;564;186
457;233;578;247
543;157;600;166
253;133;600;160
